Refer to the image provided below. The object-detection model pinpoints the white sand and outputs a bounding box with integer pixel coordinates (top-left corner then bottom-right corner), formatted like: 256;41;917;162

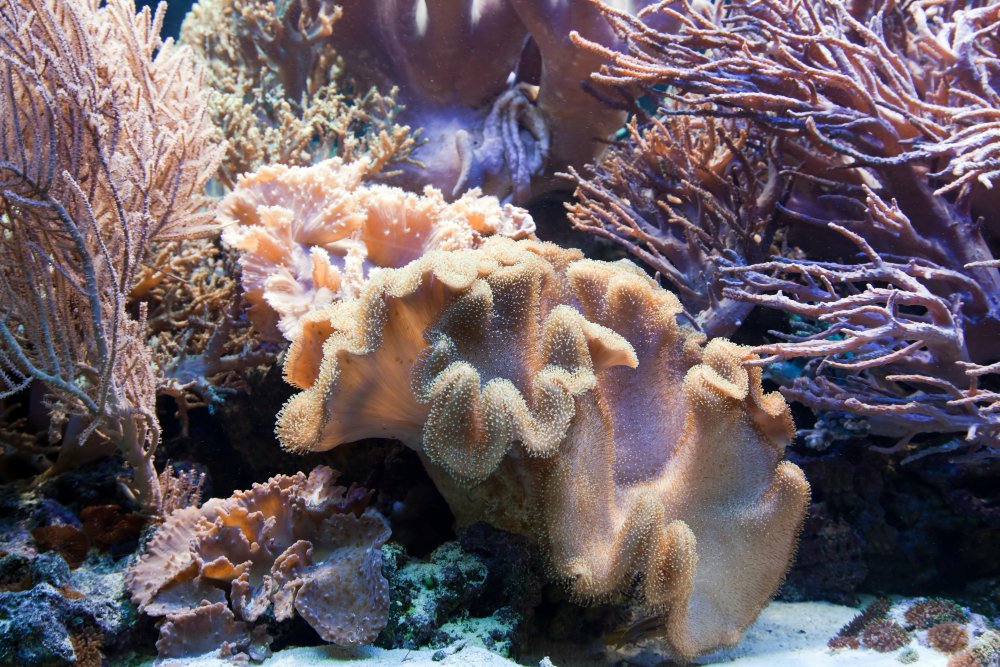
696;600;948;666
152;600;957;666
156;643;522;667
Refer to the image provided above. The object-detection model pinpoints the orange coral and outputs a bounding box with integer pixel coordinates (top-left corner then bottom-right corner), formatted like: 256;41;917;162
219;158;536;341
127;466;390;658
929;623;970;654
276;237;809;660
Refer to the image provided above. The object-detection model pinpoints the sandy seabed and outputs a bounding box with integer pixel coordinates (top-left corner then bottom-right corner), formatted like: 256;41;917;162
153;599;952;666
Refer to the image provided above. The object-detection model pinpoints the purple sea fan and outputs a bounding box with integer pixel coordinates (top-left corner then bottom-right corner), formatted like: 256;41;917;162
567;0;1000;460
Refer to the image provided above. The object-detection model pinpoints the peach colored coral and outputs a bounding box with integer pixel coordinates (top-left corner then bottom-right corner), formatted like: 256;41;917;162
219;158;536;341
275;237;810;660
127;466;390;658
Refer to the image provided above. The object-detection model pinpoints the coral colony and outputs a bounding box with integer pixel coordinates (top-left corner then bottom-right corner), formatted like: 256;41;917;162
0;0;997;666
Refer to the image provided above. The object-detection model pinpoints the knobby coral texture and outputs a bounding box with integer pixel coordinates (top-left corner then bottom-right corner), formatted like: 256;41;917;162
321;0;679;202
276;237;810;659
126;466;390;659
218;158;536;342
180;0;417;189
0;0;223;510
569;0;1000;460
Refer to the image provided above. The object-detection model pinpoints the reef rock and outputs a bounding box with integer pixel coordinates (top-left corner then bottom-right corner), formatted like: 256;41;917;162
379;523;541;657
276;237;811;660
0;552;138;667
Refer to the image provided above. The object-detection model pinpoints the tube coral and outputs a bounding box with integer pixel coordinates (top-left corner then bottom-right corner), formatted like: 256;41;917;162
218;158;536;342
276;237;809;660
569;0;1000;459
0;0;223;510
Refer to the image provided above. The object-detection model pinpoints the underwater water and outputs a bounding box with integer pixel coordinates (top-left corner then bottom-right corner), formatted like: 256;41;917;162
0;0;998;666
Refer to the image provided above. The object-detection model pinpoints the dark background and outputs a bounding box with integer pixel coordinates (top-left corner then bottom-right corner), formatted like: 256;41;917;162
137;0;191;38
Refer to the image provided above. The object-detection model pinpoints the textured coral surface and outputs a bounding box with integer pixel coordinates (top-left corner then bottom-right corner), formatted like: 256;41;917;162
277;237;810;659
127;466;390;658
219;159;536;341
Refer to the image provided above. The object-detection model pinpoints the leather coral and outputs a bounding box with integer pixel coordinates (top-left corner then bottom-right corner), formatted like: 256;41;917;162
276;237;810;659
219;158;536;342
126;466;390;659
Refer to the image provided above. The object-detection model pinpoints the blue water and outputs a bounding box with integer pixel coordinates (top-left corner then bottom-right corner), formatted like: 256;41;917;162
138;0;192;39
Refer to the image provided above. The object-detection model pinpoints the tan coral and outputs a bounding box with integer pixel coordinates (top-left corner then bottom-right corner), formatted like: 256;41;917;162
219;158;536;341
276;237;810;660
155;602;250;660
127;466;390;657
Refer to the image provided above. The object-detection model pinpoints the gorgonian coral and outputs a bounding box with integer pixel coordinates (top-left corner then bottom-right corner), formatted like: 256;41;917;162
276;237;809;660
569;0;1000;459
325;0;674;202
566;111;785;338
181;0;416;188
0;0;223;510
218;158;536;342
127;466;390;659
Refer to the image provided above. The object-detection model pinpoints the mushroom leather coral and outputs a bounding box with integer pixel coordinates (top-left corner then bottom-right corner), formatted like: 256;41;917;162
126;466;390;653
219;158;536;341
276;237;810;659
327;0;676;202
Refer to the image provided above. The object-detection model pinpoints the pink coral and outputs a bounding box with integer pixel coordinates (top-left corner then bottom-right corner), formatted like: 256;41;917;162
219;158;535;341
276;237;809;660
127;466;390;658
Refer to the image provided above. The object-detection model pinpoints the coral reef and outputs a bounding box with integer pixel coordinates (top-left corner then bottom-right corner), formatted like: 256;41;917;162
830;596;996;660
323;0;674;201
906;598;970;629
378;523;541;657
0;0;223;511
571;0;1000;459
180;0;416;188
139;239;272;431
276;236;809;659
929;622;971;654
949;630;1000;667
566;112;783;338
219;158;536;341
862;618;911;653
2;0;996;663
0;552;140;667
127;466;390;660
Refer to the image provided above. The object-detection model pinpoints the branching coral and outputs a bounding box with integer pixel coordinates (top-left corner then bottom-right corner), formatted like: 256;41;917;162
181;0;417;188
325;0;672;202
218;158;536;342
275;237;809;660
135;239;272;432
565;111;787;338
725;190;1000;459
127;466;390;659
569;0;1000;458
0;0;223;510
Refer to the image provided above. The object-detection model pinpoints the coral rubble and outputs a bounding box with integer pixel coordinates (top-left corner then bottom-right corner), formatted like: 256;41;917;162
277;236;809;659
